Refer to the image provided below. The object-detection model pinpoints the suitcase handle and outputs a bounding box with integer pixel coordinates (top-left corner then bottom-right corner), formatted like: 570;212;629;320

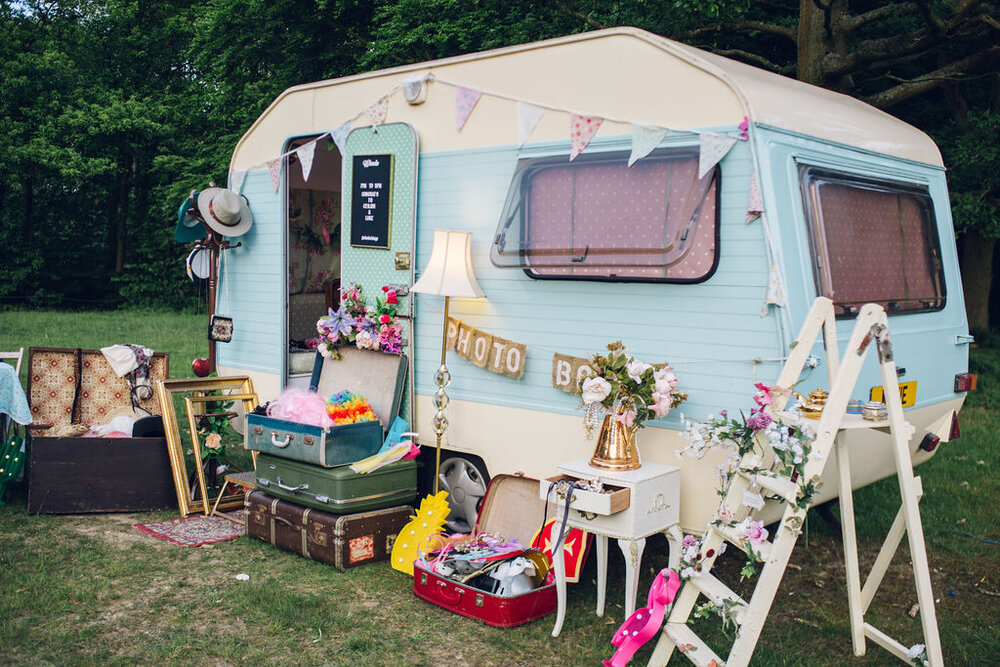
275;478;309;492
436;581;464;606
273;516;294;528
271;432;292;448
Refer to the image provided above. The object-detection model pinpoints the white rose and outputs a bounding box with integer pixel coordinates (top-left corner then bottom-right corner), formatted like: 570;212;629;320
580;376;612;405
626;359;652;382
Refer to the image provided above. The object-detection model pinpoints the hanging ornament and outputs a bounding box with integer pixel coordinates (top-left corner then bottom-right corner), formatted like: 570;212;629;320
570;114;603;161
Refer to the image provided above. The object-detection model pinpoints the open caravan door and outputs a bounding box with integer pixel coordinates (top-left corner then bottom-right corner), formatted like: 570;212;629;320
340;123;418;430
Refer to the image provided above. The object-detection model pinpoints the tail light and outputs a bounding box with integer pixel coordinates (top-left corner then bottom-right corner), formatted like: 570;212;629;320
918;433;941;452
949;412;960;440
954;373;977;392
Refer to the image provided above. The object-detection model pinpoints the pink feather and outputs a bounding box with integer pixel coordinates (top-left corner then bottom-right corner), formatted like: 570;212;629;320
267;387;333;427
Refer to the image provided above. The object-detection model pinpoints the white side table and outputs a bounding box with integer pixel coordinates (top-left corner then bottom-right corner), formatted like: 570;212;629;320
542;459;682;638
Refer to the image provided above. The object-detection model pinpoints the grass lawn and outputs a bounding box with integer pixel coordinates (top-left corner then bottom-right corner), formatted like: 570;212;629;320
0;309;997;664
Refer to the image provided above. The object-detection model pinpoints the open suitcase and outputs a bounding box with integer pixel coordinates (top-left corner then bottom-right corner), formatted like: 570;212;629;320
245;349;406;467
244;490;411;570
413;474;572;628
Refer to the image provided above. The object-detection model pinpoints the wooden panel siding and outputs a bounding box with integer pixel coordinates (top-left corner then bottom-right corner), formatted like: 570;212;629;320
411;135;780;427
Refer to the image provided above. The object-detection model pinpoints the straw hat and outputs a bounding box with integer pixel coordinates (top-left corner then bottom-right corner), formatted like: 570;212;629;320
197;188;253;237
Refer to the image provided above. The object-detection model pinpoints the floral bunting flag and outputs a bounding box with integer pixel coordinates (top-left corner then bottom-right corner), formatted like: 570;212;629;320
296;141;316;182
628;124;668;166
331;121;351;155
366;97;388;126
228;169;247;194
746;170;763;222
517;102;545;146
762;263;788;315
266;158;282;192
570;114;603;161
698;131;738;179
455;87;482;131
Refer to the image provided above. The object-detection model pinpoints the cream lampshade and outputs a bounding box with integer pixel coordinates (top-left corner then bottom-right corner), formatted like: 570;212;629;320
411;230;485;494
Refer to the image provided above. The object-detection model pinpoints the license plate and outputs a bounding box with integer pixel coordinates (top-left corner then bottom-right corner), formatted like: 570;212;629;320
869;381;917;408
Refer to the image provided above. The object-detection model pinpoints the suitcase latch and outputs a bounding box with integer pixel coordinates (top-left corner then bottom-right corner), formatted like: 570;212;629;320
476;593;484;608
303;435;315;446
253;425;263;436
420;572;427;586
312;524;327;546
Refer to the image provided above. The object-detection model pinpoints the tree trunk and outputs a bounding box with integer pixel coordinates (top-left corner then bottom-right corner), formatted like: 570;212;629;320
959;229;994;332
797;0;827;84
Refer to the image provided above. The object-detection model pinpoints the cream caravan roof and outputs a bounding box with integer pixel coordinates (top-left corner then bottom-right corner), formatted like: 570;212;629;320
232;27;942;169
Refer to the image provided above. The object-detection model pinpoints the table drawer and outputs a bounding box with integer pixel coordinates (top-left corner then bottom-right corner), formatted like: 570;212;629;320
539;475;631;516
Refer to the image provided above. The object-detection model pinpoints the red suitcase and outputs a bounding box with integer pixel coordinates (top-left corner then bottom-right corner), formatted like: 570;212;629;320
413;474;577;628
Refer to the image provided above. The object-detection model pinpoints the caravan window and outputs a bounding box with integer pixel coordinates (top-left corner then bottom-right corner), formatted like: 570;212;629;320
490;150;719;282
800;166;945;316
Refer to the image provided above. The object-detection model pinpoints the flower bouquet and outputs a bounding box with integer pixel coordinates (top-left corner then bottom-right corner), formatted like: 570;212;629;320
315;283;403;358
580;341;687;469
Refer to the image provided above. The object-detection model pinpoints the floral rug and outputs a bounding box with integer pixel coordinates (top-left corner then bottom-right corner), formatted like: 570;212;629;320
134;512;244;547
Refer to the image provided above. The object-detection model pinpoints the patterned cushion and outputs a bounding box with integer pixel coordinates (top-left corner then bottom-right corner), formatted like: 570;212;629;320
28;348;168;426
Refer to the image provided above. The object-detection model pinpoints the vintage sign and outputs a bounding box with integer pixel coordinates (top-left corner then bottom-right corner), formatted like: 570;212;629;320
350;154;393;248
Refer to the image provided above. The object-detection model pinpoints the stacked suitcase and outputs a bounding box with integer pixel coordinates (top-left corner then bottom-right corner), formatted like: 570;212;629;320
244;348;417;570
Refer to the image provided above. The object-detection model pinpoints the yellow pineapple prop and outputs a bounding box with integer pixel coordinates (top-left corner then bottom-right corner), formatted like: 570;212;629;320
391;490;450;575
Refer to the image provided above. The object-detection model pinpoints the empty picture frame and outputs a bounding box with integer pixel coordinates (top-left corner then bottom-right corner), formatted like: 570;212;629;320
155;376;258;516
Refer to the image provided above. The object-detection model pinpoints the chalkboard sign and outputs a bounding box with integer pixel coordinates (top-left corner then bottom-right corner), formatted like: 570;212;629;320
350;154;393;249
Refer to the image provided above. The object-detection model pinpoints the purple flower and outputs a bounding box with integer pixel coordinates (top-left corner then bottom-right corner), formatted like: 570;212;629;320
746;409;773;432
322;305;355;339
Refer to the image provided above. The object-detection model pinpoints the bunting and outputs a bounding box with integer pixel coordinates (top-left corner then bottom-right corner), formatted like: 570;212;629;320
517;102;545;146
698;132;738;179
266;158;282;192
455;87;483;131
629;124;669;167
762;263;788;315
366;97;388;126
746;170;763;222
570;114;603;161
296;141;316;182
331;121;351;156
228;169;247;194
551;353;594;395
446;317;526;380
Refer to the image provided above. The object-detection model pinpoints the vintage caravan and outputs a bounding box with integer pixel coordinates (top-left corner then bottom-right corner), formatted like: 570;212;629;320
217;27;971;533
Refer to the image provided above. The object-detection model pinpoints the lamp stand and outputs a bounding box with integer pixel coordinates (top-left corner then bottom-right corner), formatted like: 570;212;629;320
432;296;452;494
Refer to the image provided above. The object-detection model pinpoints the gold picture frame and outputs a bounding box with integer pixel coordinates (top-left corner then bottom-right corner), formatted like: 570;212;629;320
155;376;259;516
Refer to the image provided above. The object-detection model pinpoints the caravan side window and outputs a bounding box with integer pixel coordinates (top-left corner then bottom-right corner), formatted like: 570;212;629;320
490;150;719;282
800;166;945;316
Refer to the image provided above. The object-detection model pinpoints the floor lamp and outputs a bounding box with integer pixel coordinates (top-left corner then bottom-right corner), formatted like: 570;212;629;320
410;230;485;494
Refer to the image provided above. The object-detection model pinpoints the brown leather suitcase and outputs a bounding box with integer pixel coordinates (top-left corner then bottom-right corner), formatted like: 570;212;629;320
244;490;411;570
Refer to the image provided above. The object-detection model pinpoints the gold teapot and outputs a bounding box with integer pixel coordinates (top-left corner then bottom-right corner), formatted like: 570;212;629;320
796;387;828;419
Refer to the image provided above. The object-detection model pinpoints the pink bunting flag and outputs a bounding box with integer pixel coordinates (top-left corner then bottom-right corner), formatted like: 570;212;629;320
746;170;763;222
267;158;281;192
455;87;482;131
570;114;603;161
366;97;388;126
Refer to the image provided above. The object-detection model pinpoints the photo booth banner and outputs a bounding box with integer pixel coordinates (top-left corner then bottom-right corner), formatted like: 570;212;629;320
446;317;526;380
551;353;594;395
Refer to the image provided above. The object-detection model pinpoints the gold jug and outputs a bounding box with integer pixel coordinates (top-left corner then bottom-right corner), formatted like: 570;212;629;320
590;414;641;470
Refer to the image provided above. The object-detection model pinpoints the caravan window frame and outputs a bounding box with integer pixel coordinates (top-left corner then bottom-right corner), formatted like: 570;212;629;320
490;148;721;283
799;165;946;317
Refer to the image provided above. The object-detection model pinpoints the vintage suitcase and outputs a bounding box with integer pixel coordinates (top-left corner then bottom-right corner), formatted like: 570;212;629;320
244;490;411;570
254;452;418;514
26;347;175;514
412;474;561;628
245;348;406;467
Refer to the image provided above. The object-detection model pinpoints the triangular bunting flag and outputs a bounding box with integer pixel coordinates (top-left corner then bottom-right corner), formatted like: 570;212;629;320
296;141;317;182
698;132;738;179
628;124;668;166
570;114;602;161
228;170;246;194
455;87;482;131
331;122;351;155
761;262;788;315
366;97;388;126
517;102;544;147
746;170;763;222
267;158;282;192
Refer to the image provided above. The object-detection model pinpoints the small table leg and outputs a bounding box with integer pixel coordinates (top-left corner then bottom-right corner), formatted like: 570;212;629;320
595;534;609;617
619;536;646;618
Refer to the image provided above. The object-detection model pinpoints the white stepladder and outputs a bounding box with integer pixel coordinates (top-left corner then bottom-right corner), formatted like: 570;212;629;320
648;297;943;666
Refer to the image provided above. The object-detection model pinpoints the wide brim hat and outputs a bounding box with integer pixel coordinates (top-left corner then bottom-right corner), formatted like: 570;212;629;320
197;187;253;237
175;192;206;243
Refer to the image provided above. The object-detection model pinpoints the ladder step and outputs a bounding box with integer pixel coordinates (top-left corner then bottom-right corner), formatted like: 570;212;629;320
663;623;725;667
713;524;772;561
690;573;748;625
746;472;799;504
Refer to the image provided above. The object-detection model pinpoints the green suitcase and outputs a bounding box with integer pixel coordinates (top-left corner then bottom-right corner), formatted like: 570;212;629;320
255;452;418;514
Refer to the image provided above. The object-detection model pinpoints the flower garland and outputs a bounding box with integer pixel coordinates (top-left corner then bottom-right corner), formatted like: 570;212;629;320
315;283;402;358
326;391;377;425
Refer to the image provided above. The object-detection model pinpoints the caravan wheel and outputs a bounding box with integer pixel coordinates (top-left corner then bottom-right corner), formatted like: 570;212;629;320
438;456;489;533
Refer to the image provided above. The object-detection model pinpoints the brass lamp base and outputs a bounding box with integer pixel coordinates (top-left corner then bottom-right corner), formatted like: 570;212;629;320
589;415;641;471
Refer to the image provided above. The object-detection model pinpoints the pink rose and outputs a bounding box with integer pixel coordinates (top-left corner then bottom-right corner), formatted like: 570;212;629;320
379;314;391;324
386;290;398;305
741;518;768;545
650;392;672;419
